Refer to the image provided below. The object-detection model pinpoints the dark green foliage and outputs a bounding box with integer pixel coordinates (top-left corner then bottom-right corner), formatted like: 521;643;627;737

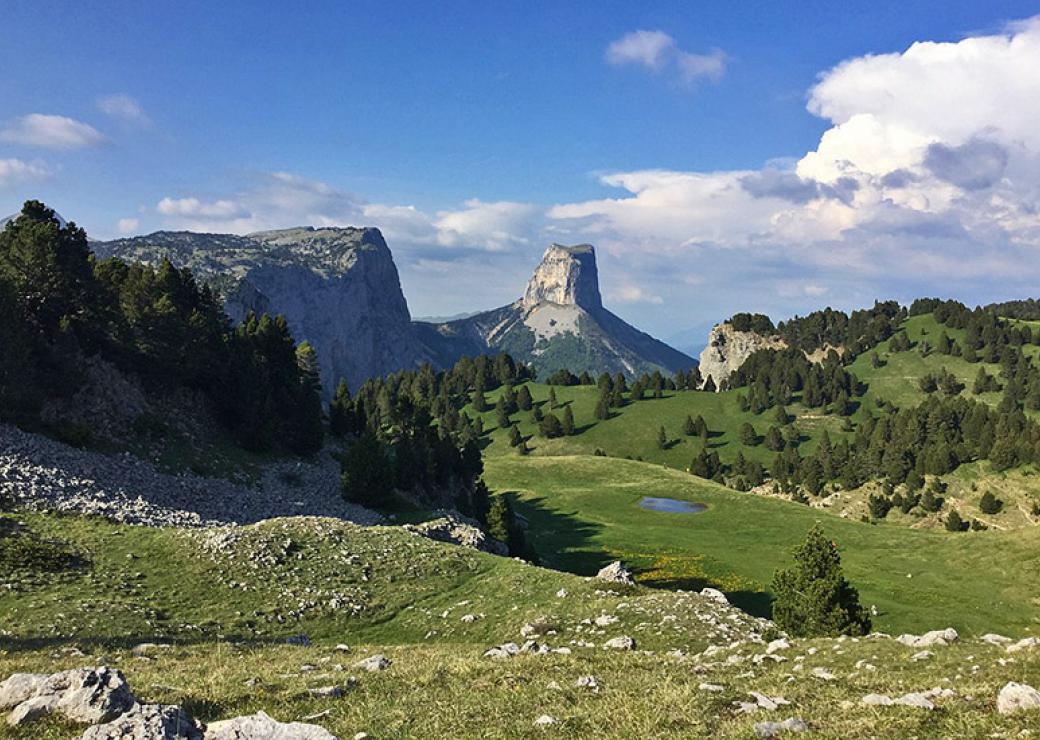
690;449;723;481
516;384;533;411
739;422;758;446
509;424;523;447
727;312;775;334
764;426;785;452
979;491;1003;515
945;510;968;532
548;387;558;409
0;201;323;454
486;493;530;558
973;368;1001;394
561;405;576;436
770;526;871;637
656;425;667;450
340;431;394;506
683;415;696;436
702;375;717;393
539;413;564;438
868;494;892;519
329;379;354;437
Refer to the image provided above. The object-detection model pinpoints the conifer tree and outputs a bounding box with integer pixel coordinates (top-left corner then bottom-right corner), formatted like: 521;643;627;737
508;424;523;448
683;415;696;436
657;425;667;450
945;510;967;532
702;375;717;393
561;405;576;435
329;378;354;437
739;422;757;446
770;526;871;637
548;387;558;409
517;384;534;411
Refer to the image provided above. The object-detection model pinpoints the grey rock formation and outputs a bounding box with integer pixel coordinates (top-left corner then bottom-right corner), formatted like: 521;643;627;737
896;628;958;648
522;244;602;310
5;667;135;727
352;655;391;672
997;682;1040;714
417;244;693;378
94;227;425;396
206;710;338;739
404;512;508;555
596;560;635;585
80;703;203;739
698;322;787;389
0;423;379;528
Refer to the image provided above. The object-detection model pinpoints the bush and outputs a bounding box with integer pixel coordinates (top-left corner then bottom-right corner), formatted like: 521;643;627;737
979;491;1004;515
770;526;871;637
945;511;968;532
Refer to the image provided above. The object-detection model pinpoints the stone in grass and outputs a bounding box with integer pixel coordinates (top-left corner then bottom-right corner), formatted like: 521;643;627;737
6;667;135;727
595;561;634;586
79;703;204;740
206;710;337;739
352;654;392;672
895;628;958;648
484;643;521;659
534;714;557;726
997;682;1040;715
0;674;48;710
603;636;636;651
754;717;808;738
700;587;729;606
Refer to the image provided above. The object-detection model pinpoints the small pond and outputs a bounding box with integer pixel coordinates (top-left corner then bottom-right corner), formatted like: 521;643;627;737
638;496;707;514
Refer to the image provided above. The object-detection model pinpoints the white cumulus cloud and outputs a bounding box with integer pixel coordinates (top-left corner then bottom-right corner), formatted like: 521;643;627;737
116;217;140;234
0;114;105;150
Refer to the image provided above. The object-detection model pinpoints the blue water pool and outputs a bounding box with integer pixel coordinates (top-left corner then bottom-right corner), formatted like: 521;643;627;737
638;496;707;514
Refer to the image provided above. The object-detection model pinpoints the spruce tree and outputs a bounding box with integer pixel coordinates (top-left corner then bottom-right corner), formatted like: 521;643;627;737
739;422;757;446
508;424;523;447
657;425;667;450
595;393;610;420
329;378;354;437
770;526;871;637
683;415;696;436
517;384;534;411
561;405;576;435
945;510;967;532
548;387;558;409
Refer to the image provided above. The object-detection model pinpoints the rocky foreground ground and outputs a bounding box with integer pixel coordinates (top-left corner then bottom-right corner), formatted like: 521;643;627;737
0;424;379;528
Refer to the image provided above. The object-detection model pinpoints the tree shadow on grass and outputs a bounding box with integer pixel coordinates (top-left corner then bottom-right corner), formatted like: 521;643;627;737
638;573;775;620
504;493;607;574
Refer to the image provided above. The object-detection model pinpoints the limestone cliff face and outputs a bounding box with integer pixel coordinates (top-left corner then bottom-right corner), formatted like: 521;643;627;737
698;323;787;389
94;227;424;396
522;244;602;310
417;243;693;377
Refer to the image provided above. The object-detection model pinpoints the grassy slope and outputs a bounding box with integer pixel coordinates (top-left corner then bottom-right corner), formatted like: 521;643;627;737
2;514;1039;738
2;637;1039;738
485;456;1040;637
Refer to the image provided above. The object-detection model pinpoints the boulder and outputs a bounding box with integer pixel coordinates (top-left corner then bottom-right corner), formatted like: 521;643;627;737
352;654;391;673
997;682;1040;715
206;710;338;739
6;667;135;727
603;636;636;651
595;561;634;586
895;628;958;648
0;673;48;709
404;514;508;555
700;588;729;606
754;718;808;738
79;703;203;739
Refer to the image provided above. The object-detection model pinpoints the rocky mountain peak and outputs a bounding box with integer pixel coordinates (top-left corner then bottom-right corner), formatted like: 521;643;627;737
522;243;602;311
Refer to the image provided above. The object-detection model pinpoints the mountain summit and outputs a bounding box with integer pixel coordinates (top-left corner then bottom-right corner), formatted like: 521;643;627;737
94;226;426;395
417;243;693;377
522;243;602;310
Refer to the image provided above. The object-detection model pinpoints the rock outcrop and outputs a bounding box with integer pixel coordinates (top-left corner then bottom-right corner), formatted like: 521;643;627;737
404;512;508;555
95;227;425;397
418;244;693;377
698;322;787;389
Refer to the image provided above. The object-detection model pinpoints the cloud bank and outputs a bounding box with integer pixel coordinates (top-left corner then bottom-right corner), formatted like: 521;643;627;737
0;114;105;150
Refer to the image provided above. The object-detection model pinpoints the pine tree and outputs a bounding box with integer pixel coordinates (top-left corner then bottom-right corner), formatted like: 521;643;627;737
739;422;757;446
517;384;534;411
561;405;576;435
472;388;488;412
508;424;523;448
770;526;871;637
774;404;790;425
495;396;511;429
595;393;610;420
329;378;354;436
657;425;667;450
539;413;564;438
702;375;717;393
979;491;1003;514
548;387;558;409
486;494;514;550
683;415;696;436
945;510;967;532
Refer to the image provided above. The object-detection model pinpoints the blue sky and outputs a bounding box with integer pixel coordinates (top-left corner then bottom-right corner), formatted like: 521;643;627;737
3;1;1040;348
